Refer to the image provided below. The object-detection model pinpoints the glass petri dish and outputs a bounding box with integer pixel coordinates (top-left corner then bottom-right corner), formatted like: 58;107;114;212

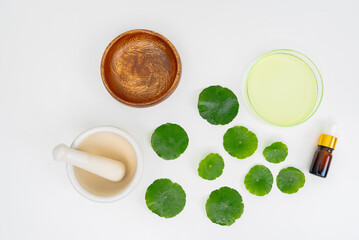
244;49;323;127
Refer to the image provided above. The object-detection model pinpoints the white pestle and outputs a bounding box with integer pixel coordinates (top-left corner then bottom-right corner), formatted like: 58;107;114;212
52;144;126;182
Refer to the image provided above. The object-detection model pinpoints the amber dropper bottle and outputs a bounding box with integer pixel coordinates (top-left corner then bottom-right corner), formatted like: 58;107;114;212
309;124;338;178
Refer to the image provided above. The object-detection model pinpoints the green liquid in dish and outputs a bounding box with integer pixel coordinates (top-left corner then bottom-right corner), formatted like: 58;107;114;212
246;52;319;126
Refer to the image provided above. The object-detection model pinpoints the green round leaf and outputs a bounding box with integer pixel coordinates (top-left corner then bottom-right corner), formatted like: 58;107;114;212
205;187;244;226
198;85;239;125
198;153;225;180
223;126;258;159
151;123;189;160
244;165;273;196
263;142;288;164
276;167;305;194
145;179;186;218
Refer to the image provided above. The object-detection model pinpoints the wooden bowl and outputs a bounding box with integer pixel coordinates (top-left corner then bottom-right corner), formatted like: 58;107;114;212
101;29;181;107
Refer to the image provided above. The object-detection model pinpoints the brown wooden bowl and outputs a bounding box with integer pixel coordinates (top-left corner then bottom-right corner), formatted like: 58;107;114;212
101;29;181;107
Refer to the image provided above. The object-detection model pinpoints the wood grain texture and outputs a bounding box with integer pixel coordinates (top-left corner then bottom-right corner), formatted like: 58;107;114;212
101;29;181;107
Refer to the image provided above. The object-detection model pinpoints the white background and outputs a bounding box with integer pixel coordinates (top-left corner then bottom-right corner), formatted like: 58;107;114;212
1;0;359;239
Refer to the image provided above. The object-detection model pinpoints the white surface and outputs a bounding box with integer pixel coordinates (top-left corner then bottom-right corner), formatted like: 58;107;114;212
1;0;359;239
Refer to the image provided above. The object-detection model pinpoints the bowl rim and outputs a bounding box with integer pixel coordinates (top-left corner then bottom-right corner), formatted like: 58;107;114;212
243;49;324;127
100;29;182;108
67;126;143;203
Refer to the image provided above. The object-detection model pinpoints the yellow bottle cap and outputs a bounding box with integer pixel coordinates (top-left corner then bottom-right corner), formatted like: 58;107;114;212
318;134;337;149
